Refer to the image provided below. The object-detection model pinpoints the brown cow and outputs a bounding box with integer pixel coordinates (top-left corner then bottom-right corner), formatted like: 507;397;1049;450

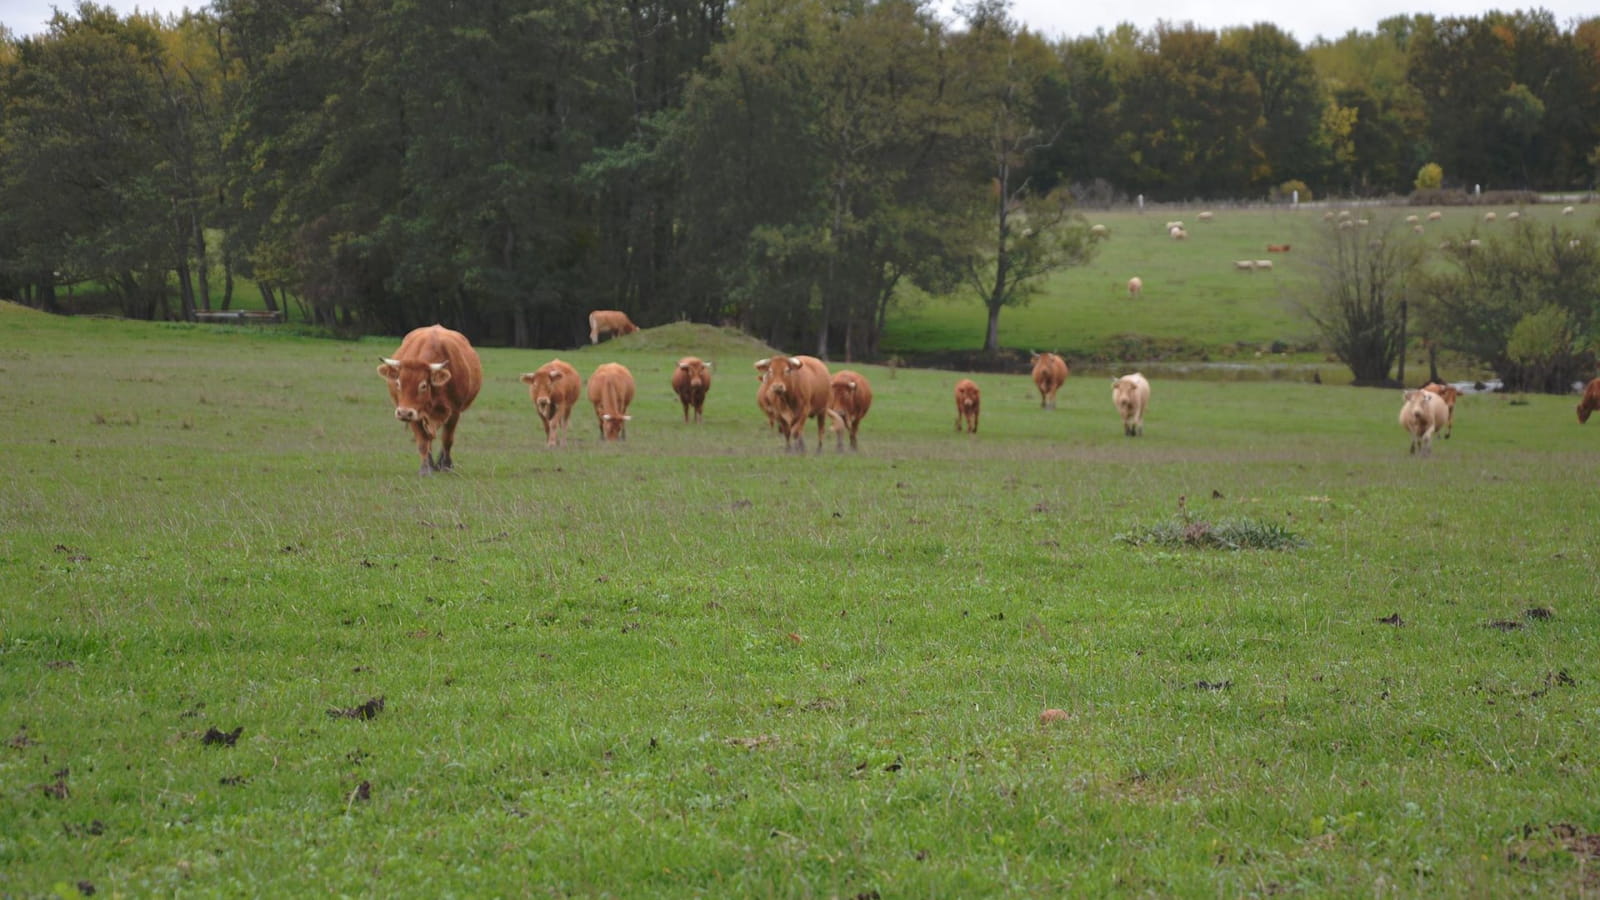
588;310;638;344
519;359;581;447
758;355;831;453
1266;243;1291;253
1579;378;1600;424
671;357;713;424
827;370;873;452
753;365;779;430
954;379;980;433
1031;352;1069;409
376;325;483;475
587;362;636;441
1421;382;1460;438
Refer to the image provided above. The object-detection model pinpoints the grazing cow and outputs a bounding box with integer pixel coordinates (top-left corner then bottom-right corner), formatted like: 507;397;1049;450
671;357;713;424
1578;378;1600;424
1420;382;1461;438
1266;243;1291;252
954;379;981;433
758;355;831;453
377;325;484;475
827;370;873;451
1111;373;1149;437
519;359;581;448
1127;276;1143;297
587;362;636;441
587;310;638;344
1399;389;1448;456
1031;352;1069;409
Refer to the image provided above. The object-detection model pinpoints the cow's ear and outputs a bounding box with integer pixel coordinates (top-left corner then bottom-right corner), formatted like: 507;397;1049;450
520;373;537;384
430;367;453;387
378;359;399;378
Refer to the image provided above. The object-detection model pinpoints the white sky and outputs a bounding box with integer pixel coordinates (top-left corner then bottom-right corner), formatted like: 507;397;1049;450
1;0;1594;45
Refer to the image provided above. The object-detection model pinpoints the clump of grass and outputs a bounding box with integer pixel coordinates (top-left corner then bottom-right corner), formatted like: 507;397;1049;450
1116;505;1307;551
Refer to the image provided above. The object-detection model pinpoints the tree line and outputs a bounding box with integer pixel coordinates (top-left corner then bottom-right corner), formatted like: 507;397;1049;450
2;0;1599;357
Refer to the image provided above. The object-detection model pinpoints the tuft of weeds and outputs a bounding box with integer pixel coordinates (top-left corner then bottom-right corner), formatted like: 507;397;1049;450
1116;503;1307;551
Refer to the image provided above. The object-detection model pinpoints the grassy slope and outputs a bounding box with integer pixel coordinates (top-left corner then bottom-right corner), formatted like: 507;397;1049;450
883;203;1600;364
2;305;1598;896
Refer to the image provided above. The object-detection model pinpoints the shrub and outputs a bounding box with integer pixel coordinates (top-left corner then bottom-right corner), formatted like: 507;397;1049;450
1414;162;1444;191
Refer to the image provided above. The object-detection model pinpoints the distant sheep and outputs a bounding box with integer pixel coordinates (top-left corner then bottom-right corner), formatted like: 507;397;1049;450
1253;259;1273;271
1563;206;1575;216
1090;223;1109;238
1483;211;1497;223
1164;220;1185;231
1127;276;1143;297
1169;226;1188;240
1507;211;1521;221
1198;211;1214;222
1412;225;1425;234
1427;211;1443;221
1405;214;1420;224
1234;260;1256;271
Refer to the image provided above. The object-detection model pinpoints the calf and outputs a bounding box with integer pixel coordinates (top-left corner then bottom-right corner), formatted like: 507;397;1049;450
1031;352;1069;409
377;325;483;475
1111;373;1149;437
1398;389;1448;456
757;355;831;453
1421;382;1461;438
519;359;581;447
1578;378;1600;424
587;310;638;344
587;362;636;441
671;357;712;423
827;370;873;452
954;379;981;433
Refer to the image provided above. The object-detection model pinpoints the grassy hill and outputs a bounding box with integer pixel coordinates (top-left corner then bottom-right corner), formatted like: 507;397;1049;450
2;304;1597;895
883;201;1598;368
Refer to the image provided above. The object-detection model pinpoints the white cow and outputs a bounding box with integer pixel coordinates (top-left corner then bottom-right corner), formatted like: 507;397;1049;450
1112;373;1150;437
1398;389;1449;456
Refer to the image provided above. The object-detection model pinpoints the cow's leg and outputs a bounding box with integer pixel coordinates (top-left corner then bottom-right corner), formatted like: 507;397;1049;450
437;412;462;471
849;422;860;451
411;422;437;475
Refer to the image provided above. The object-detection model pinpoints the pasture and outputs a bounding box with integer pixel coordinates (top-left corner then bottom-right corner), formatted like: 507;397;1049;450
2;303;1598;896
885;202;1600;367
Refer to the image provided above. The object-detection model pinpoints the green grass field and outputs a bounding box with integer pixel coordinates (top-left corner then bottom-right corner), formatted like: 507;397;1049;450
3;302;1598;896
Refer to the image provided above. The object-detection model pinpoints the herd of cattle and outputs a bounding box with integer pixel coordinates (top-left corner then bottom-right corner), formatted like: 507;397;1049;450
377;318;1599;474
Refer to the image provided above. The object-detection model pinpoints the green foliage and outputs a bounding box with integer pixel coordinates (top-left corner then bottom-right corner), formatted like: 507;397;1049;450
1414;162;1444;190
1420;218;1600;391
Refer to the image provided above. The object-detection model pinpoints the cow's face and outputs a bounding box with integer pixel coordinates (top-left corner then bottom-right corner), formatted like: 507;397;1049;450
763;357;802;398
521;368;565;419
599;412;631;440
678;359;710;387
379;357;451;429
1580;399;1595;425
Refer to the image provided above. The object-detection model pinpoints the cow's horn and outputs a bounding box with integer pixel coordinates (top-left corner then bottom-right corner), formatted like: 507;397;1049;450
429;360;449;371
788;356;801;368
755;357;770;369
381;357;400;367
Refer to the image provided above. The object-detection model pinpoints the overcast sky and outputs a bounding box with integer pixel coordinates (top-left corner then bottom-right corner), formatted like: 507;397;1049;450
2;0;1593;45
